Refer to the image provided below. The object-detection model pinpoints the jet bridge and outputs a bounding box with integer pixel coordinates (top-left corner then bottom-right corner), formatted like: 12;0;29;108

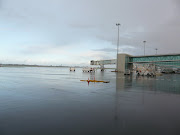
91;53;180;73
90;59;116;71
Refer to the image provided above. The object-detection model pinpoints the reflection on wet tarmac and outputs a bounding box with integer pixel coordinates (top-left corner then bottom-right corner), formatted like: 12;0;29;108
115;73;180;135
116;73;180;93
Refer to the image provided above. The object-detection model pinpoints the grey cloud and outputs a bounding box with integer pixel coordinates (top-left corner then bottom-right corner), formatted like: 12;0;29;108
69;24;97;29
92;48;117;53
19;44;63;55
20;45;52;55
92;45;136;54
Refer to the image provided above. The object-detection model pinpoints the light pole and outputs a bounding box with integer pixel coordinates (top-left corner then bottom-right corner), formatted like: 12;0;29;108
116;23;120;71
143;41;146;56
155;48;158;55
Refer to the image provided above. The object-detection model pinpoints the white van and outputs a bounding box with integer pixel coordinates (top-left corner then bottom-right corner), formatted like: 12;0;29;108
82;67;95;72
70;67;75;71
124;69;131;75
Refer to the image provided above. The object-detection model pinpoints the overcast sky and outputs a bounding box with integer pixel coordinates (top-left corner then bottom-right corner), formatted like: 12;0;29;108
0;0;180;66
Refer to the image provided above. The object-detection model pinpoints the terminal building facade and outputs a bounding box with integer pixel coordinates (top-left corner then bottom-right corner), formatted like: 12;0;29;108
117;53;180;73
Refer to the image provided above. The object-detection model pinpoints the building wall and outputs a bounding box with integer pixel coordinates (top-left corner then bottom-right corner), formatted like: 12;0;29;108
117;54;125;72
117;54;132;72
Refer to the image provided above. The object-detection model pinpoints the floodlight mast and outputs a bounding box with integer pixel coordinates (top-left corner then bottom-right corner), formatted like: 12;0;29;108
155;48;158;55
143;41;146;56
116;23;120;71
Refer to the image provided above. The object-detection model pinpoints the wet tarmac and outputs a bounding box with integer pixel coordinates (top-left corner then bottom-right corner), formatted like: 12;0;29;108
0;67;180;135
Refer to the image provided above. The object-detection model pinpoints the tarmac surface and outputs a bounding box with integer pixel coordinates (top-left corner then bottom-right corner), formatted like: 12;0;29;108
0;67;180;135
